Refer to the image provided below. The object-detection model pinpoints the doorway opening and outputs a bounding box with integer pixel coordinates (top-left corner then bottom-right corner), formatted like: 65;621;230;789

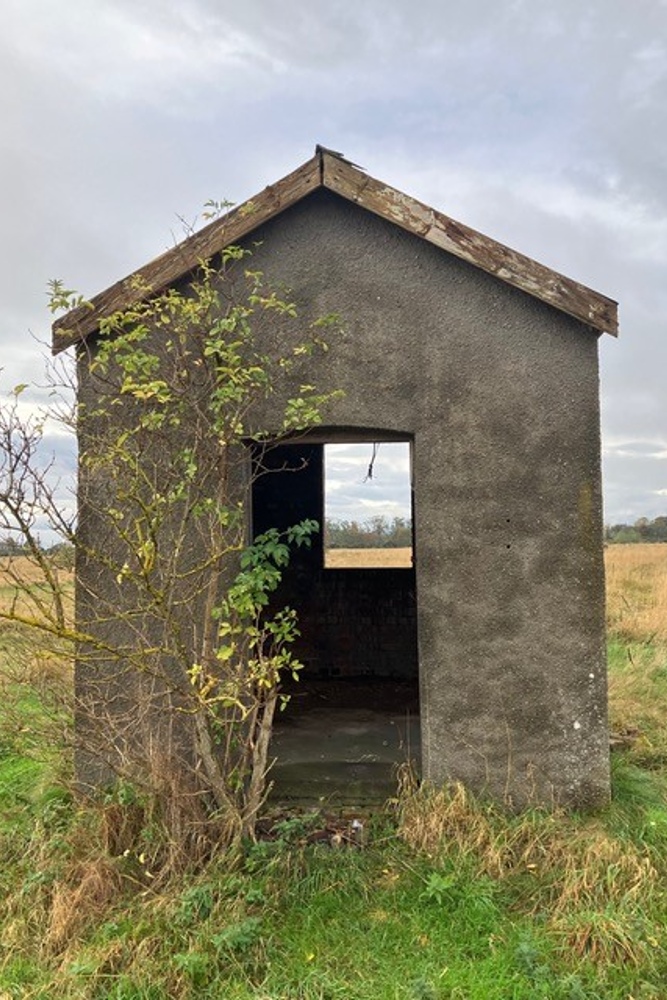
250;433;419;802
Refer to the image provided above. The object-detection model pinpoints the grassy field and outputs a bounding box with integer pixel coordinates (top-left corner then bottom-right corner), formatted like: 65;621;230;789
325;546;412;568
0;555;74;627
606;543;667;641
2;545;667;997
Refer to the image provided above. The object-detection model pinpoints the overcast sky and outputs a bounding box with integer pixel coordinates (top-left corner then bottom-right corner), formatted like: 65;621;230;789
325;443;412;525
2;0;667;528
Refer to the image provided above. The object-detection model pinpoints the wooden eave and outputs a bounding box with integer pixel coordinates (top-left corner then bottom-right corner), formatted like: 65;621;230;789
52;148;618;354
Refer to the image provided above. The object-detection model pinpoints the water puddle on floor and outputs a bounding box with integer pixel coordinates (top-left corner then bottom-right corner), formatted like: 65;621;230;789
270;681;420;804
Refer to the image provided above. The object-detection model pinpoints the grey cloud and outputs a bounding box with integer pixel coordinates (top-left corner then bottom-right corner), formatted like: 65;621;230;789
325;444;412;522
603;440;667;459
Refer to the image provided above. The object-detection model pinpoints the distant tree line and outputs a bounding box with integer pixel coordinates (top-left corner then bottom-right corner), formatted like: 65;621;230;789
324;515;412;549
4;521;416;559
0;535;75;567
0;535;25;556
605;516;667;544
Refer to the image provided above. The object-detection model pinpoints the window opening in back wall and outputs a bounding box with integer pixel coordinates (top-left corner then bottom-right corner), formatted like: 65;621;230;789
324;441;413;569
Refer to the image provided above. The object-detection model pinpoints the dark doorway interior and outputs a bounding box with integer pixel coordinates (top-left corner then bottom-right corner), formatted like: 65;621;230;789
251;438;420;803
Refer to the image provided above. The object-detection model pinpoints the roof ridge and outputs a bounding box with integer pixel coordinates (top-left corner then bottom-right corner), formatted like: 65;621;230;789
52;147;617;354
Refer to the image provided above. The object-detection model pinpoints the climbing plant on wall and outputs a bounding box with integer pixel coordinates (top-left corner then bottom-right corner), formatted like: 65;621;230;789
0;238;341;866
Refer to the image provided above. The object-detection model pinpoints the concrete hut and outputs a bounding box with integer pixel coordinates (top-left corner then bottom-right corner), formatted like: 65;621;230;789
53;146;618;809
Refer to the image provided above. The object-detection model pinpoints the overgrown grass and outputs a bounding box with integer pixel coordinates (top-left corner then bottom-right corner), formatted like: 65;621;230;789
3;789;667;999
605;542;667;642
2;547;667;997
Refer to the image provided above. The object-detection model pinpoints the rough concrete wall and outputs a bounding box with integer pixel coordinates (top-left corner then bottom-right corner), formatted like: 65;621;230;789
237;189;609;809
75;187;609;808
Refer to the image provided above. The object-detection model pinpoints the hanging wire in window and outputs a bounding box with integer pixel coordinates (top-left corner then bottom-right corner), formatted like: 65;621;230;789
363;442;380;482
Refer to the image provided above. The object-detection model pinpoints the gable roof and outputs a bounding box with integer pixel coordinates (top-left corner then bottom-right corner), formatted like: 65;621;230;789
52;146;618;353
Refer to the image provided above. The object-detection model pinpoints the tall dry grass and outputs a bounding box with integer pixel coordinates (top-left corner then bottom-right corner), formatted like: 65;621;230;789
396;771;660;968
605;543;667;642
605;544;667;762
324;546;412;568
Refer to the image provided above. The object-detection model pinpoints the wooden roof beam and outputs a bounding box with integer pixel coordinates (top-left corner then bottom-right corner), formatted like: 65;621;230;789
52;154;321;353
52;146;618;353
321;153;618;337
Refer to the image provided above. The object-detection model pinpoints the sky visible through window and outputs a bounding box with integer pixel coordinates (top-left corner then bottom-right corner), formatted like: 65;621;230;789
324;442;412;525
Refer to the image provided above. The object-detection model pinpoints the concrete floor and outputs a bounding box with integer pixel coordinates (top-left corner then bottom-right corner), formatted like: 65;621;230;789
270;680;421;804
